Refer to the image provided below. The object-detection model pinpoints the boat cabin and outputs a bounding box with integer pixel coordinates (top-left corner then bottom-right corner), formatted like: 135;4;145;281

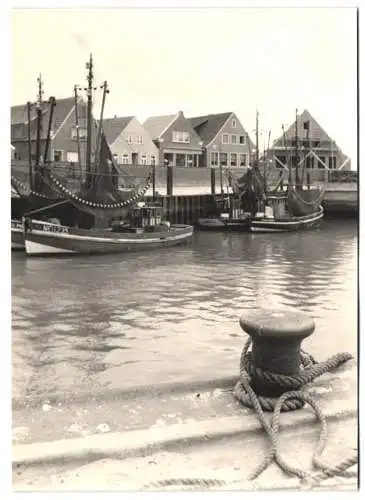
111;203;168;233
130;204;164;228
264;195;288;219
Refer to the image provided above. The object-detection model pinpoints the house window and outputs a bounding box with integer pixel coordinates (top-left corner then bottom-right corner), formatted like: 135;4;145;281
231;135;237;144
140;154;147;165
318;156;326;168
220;153;228;166
239;154;247;166
329;156;337;169
176;153;185;166
127;136;132;144
137;136;143;144
232;118;237;128
305;156;315;169
151;155;156;166
71;127;87;139
172;131;190;143
230;153;237;167
210;151;219;166
121;154;129;164
275;155;287;169
239;135;245;144
222;134;229;144
54;150;63;162
67;152;78;163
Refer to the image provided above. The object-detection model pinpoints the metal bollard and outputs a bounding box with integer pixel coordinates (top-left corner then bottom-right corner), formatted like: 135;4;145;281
239;309;315;397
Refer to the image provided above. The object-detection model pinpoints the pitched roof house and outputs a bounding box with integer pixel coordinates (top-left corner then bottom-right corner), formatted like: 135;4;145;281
11;96;97;165
270;109;351;171
101;116;159;166
189;111;254;168
143;111;203;167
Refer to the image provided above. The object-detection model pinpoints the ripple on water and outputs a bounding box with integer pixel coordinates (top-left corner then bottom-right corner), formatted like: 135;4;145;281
11;221;358;406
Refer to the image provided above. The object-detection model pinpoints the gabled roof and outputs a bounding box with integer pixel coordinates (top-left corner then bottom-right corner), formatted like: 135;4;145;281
143;114;177;140
11;96;86;141
188;112;232;145
100;116;134;145
272;109;333;146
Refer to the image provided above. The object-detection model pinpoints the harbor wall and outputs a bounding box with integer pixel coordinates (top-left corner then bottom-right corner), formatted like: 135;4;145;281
11;163;358;222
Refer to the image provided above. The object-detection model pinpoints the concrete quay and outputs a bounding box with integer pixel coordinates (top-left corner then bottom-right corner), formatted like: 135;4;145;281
12;358;357;491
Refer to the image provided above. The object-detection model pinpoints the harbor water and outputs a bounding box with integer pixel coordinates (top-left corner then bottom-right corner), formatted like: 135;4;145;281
12;219;357;443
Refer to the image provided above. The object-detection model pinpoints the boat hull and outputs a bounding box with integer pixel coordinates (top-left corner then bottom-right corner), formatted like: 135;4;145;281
24;220;194;256
250;207;324;233
11;220;25;250
197;217;251;232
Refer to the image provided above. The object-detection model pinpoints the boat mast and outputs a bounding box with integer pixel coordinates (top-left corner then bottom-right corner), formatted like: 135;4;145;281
295;108;300;185
255;110;259;165
43;96;56;164
263;130;271;196
282;124;292;185
35;74;43;167
27;101;33;190
85;54;94;189
74;84;82;171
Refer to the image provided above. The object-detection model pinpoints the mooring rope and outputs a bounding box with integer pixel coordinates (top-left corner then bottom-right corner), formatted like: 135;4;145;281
233;338;357;486
144;339;357;491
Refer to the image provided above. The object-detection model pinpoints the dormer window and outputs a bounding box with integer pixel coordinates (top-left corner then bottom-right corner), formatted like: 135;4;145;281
232;118;237;128
172;131;190;143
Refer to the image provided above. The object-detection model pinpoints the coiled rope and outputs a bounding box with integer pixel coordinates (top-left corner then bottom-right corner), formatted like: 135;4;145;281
233;338;357;486
144;339;357;491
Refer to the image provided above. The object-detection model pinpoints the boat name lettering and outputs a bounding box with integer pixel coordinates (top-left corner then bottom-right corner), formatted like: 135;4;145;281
41;224;69;234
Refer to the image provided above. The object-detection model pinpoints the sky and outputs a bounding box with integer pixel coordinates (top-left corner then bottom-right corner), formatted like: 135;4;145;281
10;6;358;166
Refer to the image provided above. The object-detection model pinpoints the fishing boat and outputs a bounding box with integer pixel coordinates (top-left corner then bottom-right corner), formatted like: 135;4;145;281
248;110;325;233
197;195;251;231
21;55;193;256
11;76;61;251
24;203;193;256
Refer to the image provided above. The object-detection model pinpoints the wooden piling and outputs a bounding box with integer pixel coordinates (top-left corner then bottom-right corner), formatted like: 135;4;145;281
211;168;216;195
166;166;173;196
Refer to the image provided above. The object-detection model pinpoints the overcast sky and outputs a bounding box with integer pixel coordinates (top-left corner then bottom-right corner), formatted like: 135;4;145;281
11;7;357;165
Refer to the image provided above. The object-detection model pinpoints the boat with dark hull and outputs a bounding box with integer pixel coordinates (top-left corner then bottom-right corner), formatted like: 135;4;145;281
18;55;194;257
238;110;324;233
197;195;251;231
250;206;324;232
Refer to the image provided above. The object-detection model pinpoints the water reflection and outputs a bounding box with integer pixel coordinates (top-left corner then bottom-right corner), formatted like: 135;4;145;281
12;219;357;407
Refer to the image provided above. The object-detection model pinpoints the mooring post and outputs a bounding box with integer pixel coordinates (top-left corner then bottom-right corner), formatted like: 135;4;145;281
210;167;216;195
239;309;315;396
166;165;173;196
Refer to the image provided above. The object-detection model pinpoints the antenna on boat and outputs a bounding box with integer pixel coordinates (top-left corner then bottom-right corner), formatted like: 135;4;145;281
74;84;83;171
35;73;44;167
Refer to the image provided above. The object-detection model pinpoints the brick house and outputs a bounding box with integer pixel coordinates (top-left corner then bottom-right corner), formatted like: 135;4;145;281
101;116;159;166
11;96;97;167
143;111;204;167
189;112;254;168
269;109;351;171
